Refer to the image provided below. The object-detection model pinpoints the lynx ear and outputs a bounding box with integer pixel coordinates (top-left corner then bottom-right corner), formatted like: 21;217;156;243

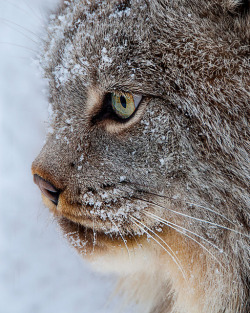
222;0;249;16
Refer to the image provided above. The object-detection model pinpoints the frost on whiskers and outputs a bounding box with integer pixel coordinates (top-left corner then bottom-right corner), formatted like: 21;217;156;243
64;231;88;253
82;188;150;235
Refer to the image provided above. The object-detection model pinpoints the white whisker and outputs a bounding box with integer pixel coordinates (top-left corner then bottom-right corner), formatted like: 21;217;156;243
144;211;225;269
129;215;187;280
108;217;131;259
184;201;235;226
145;211;226;254
92;214;96;253
119;183;237;227
133;196;249;238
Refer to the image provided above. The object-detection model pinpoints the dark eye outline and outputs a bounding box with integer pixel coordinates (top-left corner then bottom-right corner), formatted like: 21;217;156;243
91;92;143;125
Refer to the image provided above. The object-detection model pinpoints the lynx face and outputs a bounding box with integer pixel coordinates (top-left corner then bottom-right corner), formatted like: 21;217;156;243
32;1;249;312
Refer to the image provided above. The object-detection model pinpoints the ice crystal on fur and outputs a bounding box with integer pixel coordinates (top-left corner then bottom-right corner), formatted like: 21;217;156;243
32;1;250;313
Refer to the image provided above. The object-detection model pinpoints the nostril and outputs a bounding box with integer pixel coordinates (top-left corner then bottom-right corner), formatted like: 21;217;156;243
33;174;60;205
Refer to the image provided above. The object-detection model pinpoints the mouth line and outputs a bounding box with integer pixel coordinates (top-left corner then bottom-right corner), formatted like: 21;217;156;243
57;208;137;240
57;210;95;229
46;194;149;238
56;207;117;236
58;214;125;247
57;215;104;242
54;199;132;231
58;215;88;231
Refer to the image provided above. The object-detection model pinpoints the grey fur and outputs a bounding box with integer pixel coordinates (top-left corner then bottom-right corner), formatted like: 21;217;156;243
32;1;250;312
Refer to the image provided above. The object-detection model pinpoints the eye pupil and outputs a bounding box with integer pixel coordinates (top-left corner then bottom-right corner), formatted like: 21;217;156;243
120;95;127;108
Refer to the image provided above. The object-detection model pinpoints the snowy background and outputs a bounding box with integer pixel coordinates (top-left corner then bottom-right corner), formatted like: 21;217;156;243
0;1;129;312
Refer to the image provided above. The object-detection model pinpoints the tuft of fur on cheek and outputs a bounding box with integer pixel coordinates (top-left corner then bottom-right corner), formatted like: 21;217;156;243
89;226;230;313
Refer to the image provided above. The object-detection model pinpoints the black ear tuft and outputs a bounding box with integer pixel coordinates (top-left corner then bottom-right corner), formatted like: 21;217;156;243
229;0;250;16
236;0;249;15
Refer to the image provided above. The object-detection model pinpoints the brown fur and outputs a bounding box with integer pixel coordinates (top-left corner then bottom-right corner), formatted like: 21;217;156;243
32;1;250;312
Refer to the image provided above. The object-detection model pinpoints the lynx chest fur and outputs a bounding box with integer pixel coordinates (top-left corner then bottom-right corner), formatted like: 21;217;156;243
32;1;250;312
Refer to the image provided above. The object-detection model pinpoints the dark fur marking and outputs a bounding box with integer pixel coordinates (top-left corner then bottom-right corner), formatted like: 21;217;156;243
116;0;131;11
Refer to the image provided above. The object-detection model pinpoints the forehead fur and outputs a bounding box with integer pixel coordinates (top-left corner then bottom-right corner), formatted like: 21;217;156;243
41;0;249;173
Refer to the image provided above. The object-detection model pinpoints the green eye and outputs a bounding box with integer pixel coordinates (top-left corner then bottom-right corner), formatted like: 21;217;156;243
111;92;142;119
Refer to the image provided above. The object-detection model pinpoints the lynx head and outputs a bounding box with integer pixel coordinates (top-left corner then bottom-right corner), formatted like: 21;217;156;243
32;1;249;312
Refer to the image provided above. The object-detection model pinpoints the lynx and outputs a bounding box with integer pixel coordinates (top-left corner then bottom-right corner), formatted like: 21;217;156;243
32;1;250;312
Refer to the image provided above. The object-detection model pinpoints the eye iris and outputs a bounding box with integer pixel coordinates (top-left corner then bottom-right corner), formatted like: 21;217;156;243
111;92;135;119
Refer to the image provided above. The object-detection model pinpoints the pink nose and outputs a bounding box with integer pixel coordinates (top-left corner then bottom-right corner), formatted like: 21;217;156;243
33;174;60;205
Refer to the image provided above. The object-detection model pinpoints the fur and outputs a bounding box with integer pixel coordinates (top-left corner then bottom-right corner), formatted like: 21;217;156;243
32;1;250;312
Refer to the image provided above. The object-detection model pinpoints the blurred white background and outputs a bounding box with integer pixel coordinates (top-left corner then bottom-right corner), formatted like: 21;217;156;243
0;1;125;312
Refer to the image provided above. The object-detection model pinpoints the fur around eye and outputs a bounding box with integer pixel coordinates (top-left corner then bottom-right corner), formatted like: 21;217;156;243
111;92;142;119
